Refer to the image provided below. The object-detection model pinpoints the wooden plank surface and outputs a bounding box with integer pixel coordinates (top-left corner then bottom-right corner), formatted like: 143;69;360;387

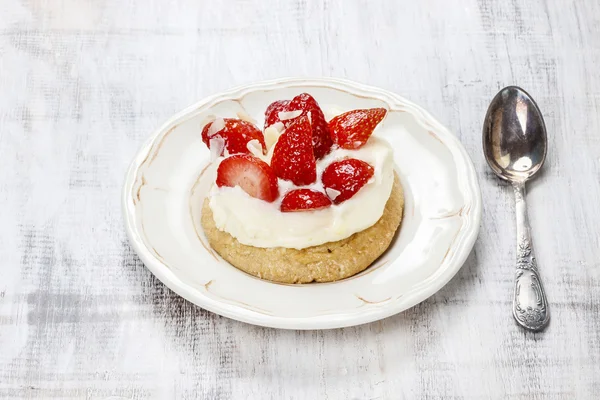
1;0;599;398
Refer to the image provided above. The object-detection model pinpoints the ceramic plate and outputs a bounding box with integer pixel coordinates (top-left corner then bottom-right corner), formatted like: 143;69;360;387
122;77;481;329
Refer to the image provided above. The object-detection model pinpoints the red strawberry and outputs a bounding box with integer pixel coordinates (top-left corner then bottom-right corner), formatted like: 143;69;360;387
321;159;375;204
280;189;332;212
202;118;266;156
216;154;279;202
329;108;387;149
264;100;290;129
287;93;333;159
264;94;333;160
271;116;317;186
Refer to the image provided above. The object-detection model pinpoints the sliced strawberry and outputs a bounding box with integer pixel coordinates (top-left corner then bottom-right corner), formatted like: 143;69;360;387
216;154;279;202
264;100;290;129
280;189;332;212
271;116;317;186
329;108;387;149
321;159;375;204
287;93;333;159
264;94;333;160
202;118;266;156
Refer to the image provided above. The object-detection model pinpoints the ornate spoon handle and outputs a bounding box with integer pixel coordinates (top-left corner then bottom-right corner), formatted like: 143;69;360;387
512;183;550;331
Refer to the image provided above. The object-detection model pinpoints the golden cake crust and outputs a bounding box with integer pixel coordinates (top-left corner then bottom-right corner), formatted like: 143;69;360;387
201;174;404;284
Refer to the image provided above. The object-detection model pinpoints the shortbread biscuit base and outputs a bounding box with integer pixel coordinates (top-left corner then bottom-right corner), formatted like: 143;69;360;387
201;174;404;284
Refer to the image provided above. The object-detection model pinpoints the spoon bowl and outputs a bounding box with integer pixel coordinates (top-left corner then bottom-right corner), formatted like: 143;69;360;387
483;86;547;183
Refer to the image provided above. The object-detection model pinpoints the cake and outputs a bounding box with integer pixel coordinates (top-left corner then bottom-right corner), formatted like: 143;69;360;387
199;93;404;283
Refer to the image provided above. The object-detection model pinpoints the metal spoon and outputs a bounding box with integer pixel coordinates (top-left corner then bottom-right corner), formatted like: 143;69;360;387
483;86;550;331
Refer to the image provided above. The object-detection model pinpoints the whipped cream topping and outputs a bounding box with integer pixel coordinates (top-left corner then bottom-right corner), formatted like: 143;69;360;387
208;136;394;249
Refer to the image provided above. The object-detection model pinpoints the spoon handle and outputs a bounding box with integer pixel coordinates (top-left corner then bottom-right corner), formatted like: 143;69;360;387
512;183;550;331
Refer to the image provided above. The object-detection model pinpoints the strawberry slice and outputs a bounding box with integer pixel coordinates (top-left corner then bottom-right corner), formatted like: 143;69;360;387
287;93;333;159
321;159;375;204
280;189;332;212
329;108;387;149
216;154;279;202
202;118;266;156
264;93;333;160
271;116;317;186
264;100;290;129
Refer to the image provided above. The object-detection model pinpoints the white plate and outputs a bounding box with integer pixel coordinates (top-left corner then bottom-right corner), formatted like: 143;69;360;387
122;77;481;330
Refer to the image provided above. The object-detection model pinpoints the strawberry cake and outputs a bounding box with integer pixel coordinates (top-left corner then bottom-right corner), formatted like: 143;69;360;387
199;93;404;284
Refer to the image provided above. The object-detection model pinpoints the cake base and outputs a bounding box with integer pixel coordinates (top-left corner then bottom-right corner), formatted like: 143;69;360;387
201;174;404;284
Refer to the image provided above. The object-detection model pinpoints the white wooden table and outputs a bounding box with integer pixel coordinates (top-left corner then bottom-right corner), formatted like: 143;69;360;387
1;1;599;398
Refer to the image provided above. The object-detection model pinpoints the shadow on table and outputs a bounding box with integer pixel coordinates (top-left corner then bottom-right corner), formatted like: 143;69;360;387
121;240;220;330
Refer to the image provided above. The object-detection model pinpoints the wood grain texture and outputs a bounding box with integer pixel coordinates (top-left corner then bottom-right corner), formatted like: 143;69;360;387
1;0;599;398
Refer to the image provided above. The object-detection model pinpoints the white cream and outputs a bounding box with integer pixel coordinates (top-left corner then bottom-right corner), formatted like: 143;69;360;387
208;136;394;249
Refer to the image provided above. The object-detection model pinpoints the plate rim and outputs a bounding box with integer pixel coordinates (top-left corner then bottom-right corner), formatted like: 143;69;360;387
122;76;482;330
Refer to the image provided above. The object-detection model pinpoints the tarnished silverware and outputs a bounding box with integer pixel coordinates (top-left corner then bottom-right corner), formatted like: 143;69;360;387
483;86;550;331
